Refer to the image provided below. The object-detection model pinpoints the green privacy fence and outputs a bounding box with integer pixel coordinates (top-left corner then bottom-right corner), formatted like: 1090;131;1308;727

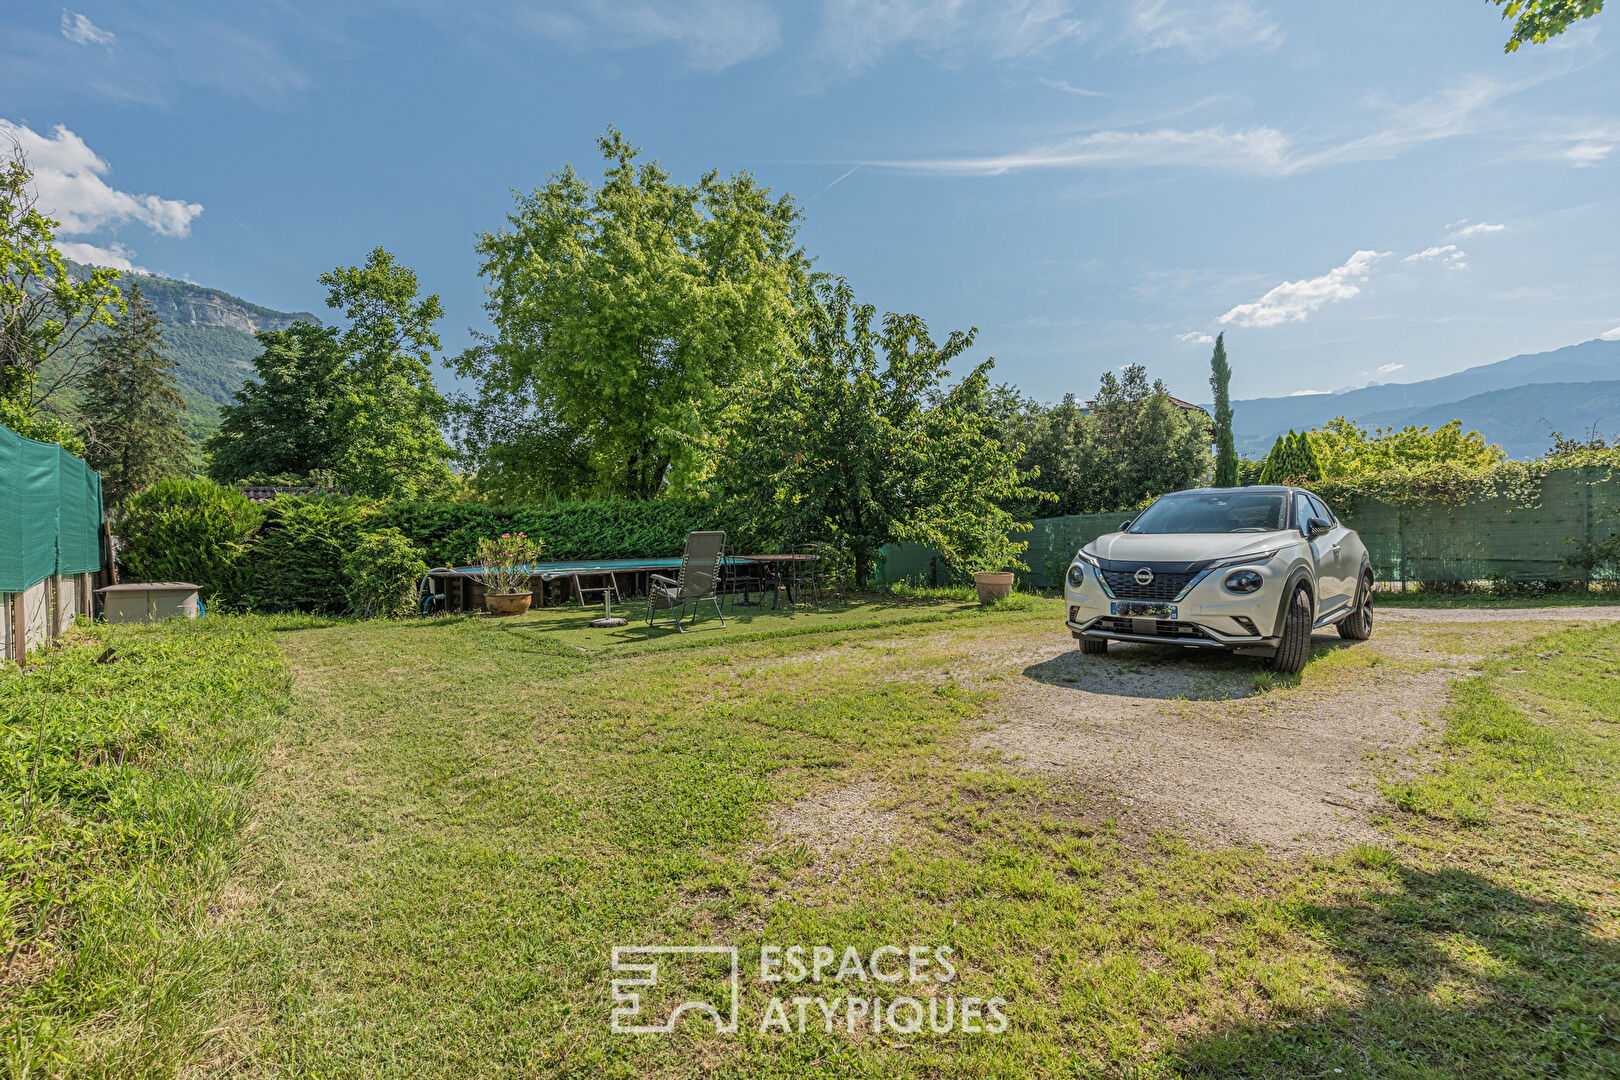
0;424;105;592
878;467;1619;588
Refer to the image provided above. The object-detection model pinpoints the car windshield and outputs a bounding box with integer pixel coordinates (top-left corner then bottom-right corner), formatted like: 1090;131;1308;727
1128;492;1289;534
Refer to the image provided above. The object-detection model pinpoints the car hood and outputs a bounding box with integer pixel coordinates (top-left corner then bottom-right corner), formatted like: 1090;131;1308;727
1084;530;1294;564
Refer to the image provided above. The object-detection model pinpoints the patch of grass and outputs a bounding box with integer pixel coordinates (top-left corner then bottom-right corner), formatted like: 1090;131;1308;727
1;619;289;1076
71;602;1617;1077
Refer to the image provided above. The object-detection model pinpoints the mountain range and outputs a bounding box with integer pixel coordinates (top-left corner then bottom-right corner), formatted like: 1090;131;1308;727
63;261;318;441
1226;338;1620;458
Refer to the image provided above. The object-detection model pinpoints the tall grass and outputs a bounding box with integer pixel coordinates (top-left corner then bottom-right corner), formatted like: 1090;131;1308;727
1;619;288;1076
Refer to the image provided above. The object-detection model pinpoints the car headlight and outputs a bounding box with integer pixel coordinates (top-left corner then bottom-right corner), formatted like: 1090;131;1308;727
1066;562;1087;589
1224;570;1264;593
1207;549;1279;571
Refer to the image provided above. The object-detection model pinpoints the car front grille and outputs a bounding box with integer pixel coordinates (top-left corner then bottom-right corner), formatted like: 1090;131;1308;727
1100;569;1198;601
1095;617;1211;641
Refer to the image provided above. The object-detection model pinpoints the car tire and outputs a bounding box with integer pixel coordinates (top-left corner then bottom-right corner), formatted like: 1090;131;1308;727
1267;586;1313;673
1338;570;1374;640
1079;637;1108;655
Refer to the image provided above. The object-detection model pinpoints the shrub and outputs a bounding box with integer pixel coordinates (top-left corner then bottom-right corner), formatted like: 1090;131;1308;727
118;479;264;606
343;528;429;618
245;497;368;614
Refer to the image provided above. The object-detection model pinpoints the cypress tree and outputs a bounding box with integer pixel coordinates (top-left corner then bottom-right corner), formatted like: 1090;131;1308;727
1258;434;1285;484
1208;333;1238;486
78;283;191;508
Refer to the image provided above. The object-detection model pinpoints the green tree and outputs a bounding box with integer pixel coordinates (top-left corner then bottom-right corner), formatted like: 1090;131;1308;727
455;129;807;500
318;247;455;499
204;322;348;484
1087;365;1213;508
1493;0;1603;51
205;249;455;498
1208;333;1238;487
1;138;123;450
1257;435;1286;485
714;276;1040;585
998;392;1104;516
1306;417;1504;478
77;284;192;508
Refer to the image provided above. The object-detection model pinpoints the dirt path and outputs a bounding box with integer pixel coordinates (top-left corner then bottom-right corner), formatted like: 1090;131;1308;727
973;609;1599;856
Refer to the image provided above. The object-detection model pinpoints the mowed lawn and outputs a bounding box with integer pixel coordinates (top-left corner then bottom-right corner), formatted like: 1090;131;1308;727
172;595;1618;1080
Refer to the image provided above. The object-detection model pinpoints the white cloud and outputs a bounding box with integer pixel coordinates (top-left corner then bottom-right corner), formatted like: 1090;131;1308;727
1126;0;1283;59
1376;362;1404;375
816;0;1089;74
1449;221;1506;238
1405;243;1468;270
52;240;145;272
880;125;1292;176
1601;326;1620;341
1217;250;1387;329
1565;141;1613;167
1177;331;1214;344
1289;389;1329;396
0;121;202;237
520;0;781;71
2;120;201;273
61;10;115;47
1041;78;1107;97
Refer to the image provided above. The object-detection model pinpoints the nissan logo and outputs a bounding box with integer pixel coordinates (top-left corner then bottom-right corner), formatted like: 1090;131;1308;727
1134;567;1155;586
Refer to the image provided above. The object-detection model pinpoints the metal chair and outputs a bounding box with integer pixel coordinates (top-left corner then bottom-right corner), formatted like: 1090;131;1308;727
797;541;845;610
648;531;727;632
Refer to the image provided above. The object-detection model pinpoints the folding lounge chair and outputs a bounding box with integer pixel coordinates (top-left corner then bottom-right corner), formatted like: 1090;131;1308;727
647;531;727;632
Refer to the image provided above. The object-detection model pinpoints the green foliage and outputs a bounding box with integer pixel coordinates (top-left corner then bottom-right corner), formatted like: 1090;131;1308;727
1;139;123;447
1006;365;1212;515
343;528;428;618
77;283;193;507
1257;429;1322;484
1493;0;1603;51
1308;417;1505;479
205;249;454;499
118;479;264;605
453;128;807;499
384;498;727;567
1209;333;1238;487
469;532;543;595
0;622;288;1075
244;497;368;614
203;322;348;485
713;275;1041;584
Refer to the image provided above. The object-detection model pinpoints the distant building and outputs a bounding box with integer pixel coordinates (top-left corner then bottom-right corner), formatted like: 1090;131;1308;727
1079;395;1212;421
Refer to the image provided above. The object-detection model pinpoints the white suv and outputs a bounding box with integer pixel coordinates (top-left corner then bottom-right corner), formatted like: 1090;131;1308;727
1064;486;1373;673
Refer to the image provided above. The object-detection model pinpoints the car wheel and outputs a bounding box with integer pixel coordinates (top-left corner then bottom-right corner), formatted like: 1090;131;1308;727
1267;585;1313;673
1338;571;1374;640
1079;637;1108;655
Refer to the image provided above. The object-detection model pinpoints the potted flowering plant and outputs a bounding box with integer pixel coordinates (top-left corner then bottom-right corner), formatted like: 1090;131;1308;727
473;532;543;615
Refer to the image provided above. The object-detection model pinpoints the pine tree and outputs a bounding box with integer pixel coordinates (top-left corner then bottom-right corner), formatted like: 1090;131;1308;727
78;283;191;508
1208;332;1238;487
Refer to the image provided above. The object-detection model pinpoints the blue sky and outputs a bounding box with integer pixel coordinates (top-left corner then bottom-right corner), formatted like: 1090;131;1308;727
4;1;1619;404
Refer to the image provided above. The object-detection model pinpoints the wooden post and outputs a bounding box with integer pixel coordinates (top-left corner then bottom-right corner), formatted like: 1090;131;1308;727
9;592;25;667
48;574;63;640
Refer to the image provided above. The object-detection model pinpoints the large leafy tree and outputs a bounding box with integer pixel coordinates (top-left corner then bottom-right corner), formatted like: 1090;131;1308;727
1;138;123;450
1208;333;1238;487
77;283;192;507
1001;367;1212;514
455;129;806;500
1492;0;1603;51
715;276;1040;585
205;248;455;498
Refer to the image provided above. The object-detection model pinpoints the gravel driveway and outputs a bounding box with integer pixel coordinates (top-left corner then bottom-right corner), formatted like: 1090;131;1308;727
975;606;1611;855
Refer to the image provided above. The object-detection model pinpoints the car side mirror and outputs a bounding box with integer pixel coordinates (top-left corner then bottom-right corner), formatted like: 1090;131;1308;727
1306;516;1332;539
1119;520;1133;531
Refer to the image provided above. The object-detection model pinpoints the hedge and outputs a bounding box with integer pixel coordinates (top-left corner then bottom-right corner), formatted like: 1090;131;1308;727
118;487;765;616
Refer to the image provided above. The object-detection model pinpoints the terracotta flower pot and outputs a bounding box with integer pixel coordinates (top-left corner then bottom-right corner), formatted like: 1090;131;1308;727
484;591;533;616
973;571;1015;604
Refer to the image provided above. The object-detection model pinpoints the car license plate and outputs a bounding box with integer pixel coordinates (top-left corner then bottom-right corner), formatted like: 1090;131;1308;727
1111;601;1176;619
